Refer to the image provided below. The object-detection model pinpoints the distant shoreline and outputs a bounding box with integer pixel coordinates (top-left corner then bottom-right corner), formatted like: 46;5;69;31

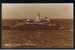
2;18;73;20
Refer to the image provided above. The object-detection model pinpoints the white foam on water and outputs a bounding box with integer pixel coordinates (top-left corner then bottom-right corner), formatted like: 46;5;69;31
4;43;37;47
24;43;37;46
4;43;12;47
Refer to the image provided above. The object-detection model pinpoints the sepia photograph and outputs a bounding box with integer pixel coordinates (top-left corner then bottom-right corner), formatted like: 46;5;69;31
2;3;73;48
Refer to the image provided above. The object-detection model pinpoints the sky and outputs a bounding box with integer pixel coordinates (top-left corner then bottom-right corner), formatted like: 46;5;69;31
2;3;73;19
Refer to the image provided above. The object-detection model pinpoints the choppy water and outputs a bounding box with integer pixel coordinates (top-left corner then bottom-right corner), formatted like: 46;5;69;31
2;29;73;48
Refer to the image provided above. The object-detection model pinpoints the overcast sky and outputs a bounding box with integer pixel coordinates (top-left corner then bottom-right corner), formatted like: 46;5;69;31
2;3;73;19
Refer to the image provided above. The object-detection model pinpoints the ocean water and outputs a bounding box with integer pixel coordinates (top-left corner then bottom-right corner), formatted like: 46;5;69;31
2;29;73;48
